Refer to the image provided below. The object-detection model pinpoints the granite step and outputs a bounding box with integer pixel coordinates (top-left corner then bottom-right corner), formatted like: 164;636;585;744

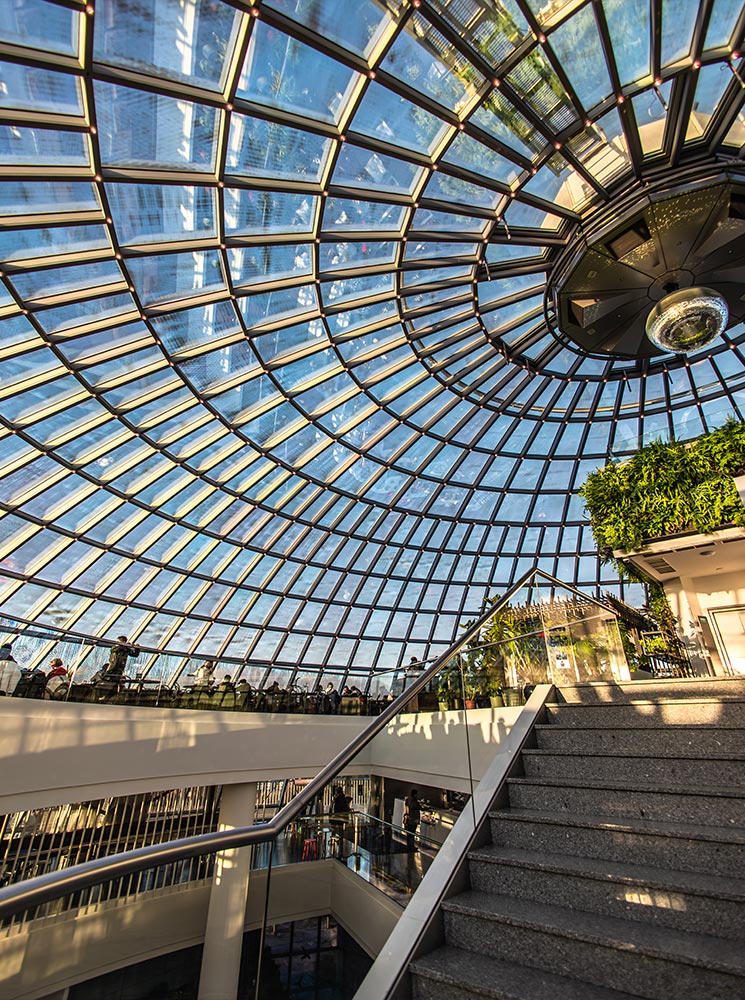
521;749;745;787
441;891;745;1000
489;809;745;878
545;699;745;727
467;844;745;939
507;775;745;826
556;678;745;704
410;946;640;1000
534;724;745;755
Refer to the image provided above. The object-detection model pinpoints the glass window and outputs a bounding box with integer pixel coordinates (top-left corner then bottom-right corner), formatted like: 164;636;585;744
238;21;362;125
94;0;243;91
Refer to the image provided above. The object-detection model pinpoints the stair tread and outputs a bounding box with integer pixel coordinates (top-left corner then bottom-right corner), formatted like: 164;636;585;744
549;697;745;707
522;748;745;762
535;724;745;732
411;946;640;1000
442;890;745;974
467;844;745;900
508;774;745;799
490;807;745;845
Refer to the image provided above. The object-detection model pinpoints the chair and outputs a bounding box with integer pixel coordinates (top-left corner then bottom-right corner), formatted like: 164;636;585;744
11;673;33;698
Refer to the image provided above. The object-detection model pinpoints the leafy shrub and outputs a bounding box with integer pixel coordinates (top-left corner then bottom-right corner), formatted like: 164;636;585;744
579;419;745;554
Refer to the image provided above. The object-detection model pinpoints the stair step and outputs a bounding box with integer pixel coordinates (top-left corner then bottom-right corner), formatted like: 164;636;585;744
441;891;745;1000
546;699;745;727
521;749;745;786
507;775;745;826
557;678;745;704
410;947;640;1000
535;724;745;755
467;845;745;939
489;809;745;878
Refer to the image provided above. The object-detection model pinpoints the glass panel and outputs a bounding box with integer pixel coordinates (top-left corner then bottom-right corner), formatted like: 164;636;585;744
632;81;673;155
224;188;318;236
3;0;81;57
704;0;744;49
428;0;531;67
0;127;90;167
604;0;651;85
107;184;217;244
237;21;362;125
566;111;630;188
263;0;401;59
227;114;332;182
332;144;423;194
506;46;579;132
686;62;734;140
126;251;226;306
0;61;84;116
94;0;243;91
381;13;485;115
95;82;220;171
549;5;613;110
350;82;448;155
661;0;699;66
0;182;100;219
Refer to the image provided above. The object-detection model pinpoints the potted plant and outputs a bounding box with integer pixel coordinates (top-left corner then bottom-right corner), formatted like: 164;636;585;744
437;680;451;711
485;677;504;707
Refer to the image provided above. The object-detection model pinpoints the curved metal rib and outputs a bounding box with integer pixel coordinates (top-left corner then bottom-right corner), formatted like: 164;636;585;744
0;567;541;920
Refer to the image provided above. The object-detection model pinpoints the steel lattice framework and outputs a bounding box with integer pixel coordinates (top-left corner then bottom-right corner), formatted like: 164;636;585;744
0;0;744;689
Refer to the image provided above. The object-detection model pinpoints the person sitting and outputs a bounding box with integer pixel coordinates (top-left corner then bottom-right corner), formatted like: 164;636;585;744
323;683;340;714
46;658;68;699
191;660;216;690
0;644;21;696
218;674;235;692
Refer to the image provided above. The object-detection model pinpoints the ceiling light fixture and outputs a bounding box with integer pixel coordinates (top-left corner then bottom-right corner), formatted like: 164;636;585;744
646;287;728;353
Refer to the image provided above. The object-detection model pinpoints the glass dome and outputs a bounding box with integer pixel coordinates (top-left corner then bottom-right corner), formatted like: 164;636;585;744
0;0;743;687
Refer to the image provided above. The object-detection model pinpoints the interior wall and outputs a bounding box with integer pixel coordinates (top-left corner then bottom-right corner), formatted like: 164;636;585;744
0;861;400;1000
0;701;524;813
665;569;745;674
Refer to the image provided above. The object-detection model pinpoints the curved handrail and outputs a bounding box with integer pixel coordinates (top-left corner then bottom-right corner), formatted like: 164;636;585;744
0;567;541;920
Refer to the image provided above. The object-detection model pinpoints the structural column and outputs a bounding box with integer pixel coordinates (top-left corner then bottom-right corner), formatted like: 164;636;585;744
198;781;257;1000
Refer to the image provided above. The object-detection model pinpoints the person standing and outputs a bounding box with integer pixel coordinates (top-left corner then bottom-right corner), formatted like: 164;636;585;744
404;655;423;712
104;635;139;680
403;788;421;851
0;644;21;695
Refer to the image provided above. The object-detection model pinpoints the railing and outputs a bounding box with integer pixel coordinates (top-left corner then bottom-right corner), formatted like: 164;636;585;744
0;568;620;997
1;804;439;933
0;613;412;701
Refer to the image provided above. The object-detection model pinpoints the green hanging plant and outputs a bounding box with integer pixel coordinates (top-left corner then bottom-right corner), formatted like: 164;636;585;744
579;418;745;556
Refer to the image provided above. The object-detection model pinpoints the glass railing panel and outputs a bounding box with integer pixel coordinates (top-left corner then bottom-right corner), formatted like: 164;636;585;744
0;570;634;715
261;810;441;904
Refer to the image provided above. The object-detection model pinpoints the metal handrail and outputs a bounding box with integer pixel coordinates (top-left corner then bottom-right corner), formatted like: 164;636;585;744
0;567;542;920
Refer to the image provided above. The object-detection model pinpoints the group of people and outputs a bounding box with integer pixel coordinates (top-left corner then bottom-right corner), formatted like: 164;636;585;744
183;669;369;712
0;635;139;698
0;645;69;698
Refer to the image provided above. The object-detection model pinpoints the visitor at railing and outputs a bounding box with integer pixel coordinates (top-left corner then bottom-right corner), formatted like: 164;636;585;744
103;635;139;684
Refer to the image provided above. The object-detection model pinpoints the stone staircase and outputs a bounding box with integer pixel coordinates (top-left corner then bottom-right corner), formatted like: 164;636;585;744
409;678;745;1000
